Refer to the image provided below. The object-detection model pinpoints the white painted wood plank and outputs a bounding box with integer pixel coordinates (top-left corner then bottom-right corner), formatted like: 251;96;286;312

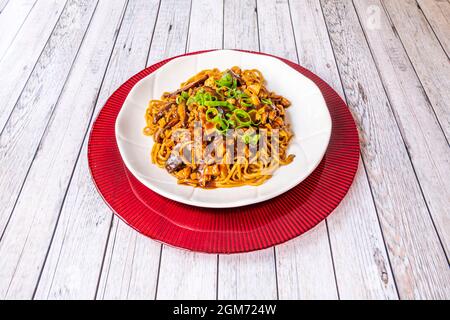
34;0;160;300
382;0;450;141
321;0;450;299
0;0;66;132
417;0;450;57
286;0;398;300
146;0;191;65
0;0;36;61
96;219;161;300
186;0;223;52
223;0;259;51
156;249;217;300
0;0;9;14
0;0;128;300
0;0;98;236
256;0;339;300
326;162;398;300
354;0;450;265
216;0;278;301
276;223;337;300
97;0;192;300
218;248;277;300
155;0;221;300
257;0;297;61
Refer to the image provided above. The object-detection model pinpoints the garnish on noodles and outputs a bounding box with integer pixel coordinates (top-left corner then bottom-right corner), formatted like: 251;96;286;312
143;67;295;188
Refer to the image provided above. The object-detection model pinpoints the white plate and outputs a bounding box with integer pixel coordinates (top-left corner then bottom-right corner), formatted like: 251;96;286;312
115;50;332;208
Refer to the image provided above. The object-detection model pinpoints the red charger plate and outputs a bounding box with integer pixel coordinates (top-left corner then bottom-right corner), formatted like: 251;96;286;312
88;50;360;253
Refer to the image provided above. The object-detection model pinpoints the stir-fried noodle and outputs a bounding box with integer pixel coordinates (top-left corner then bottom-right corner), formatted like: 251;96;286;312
143;67;295;188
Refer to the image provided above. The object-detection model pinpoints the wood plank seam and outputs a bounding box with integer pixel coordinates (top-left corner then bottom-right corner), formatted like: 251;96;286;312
325;220;341;299
365;0;449;259
322;3;445;297
256;0;278;300
24;1;128;300
317;0;400;299
380;0;450;142
415;0;449;59
153;244;164;300
0;0;38;63
0;0;99;243
354;0;448;261
33;0;159;299
85;0;164;299
39;1;130;298
0;0;69;136
89;0;163;300
257;0;280;300
379;0;449;145
0;0;9;14
137;0;165;299
273;247;280;300
155;0;220;301
99;0;165;300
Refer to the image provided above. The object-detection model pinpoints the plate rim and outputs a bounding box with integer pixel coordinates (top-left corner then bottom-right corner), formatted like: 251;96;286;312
115;49;332;208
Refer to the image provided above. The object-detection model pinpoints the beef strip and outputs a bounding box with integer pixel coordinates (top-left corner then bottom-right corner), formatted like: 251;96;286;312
153;102;175;124
163;74;208;98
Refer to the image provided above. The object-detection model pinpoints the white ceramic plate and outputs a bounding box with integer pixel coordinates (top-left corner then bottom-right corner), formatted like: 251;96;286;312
115;50;332;208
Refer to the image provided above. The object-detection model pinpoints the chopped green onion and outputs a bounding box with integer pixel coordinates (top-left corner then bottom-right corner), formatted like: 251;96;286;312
240;97;253;107
261;98;272;105
241;132;260;145
215;118;230;133
204;101;229;107
205;107;219;122
216;72;233;88
181;91;189;100
232;78;237;89
187;96;195;105
227;88;237;98
234;109;252;127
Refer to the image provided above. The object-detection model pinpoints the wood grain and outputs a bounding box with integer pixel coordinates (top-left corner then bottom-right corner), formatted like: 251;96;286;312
156;249;217;300
354;0;450;265
34;0;160;300
382;0;450;141
0;0;128;300
0;0;66;132
0;0;36;61
224;0;259;51
218;248;277;300
260;0;397;300
0;0;9;14
98;0;192;300
186;0;223;52
217;0;278;301
321;0;450;299
96;219;161;300
0;0;448;300
256;0;337;300
0;0;97;236
155;0;221;300
290;0;398;300
417;0;450;57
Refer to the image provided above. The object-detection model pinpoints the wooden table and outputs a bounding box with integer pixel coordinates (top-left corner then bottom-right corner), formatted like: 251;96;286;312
0;0;448;300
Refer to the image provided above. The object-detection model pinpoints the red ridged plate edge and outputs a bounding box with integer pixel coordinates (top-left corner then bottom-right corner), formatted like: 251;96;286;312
88;50;360;253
